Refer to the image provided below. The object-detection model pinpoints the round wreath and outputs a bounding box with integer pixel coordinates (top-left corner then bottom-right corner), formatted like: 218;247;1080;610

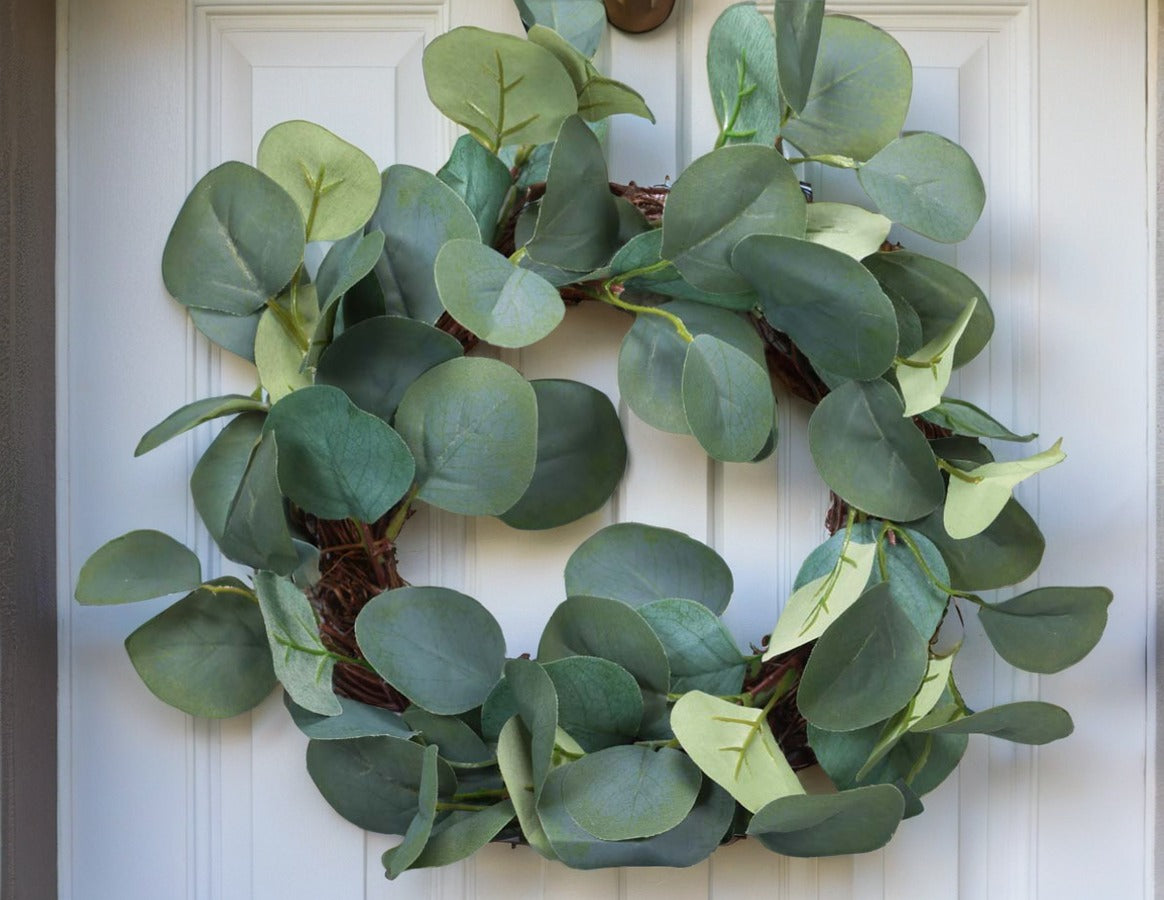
75;0;1112;876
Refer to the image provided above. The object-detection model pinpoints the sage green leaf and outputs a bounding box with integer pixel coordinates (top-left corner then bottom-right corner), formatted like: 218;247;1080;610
501;379;626;530
76;530;202;606
858;132;986;243
516;0;605;57
356;586;505;715
314;230;385;309
284;693;414;741
382;744;440;879
808;379;944;520
306;735;456;834
909;497;1045;591
437;136;512;244
538;595;670;733
670;690;802;812
537;766;734;869
618;299;765;433
978;586;1111;674
190;413;265;546
639;599;746;696
864;251;993;367
253;571;340;716
798;583;928;731
944;440;1066;539
505;658;558;800
874;528;950;640
707;3;781;146
480;678;517;742
748;784;905;857
125;578;275;717
422;27;577;150
496;717;557;860
402;708;493;765
435;239;565;347
527;26;654;123
913;701;1073;745
254;284;318;403
781;16;911;161
564;522;734;614
733;234;897;381
612;231;757;311
922;399;1036;443
804;202;891;260
562;745;701;841
135;395;267;457
809;721;967;798
410;800;516;869
774;0;826;114
885;286;924;358
395;357;538;516
189;306;262;363
662;144;806;292
256;120;380;241
930;435;995;466
370;165;481;323
895;297;978;416
338;269;388;328
681;334;775;462
763;540;877;659
316;316;463;423
526;116;619;272
220;433;299;575
263;384;415;522
162;161;304;315
543;657;643;751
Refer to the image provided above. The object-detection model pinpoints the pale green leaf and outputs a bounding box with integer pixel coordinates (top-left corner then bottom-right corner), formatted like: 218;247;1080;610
804;202;891;260
895;297;978;416
943;439;1066;539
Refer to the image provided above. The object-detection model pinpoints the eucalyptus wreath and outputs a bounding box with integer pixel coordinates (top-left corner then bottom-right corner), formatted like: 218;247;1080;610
75;0;1112;875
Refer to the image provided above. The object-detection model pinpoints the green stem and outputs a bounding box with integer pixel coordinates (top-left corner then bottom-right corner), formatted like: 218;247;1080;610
884;524;983;603
715;53;757;149
451;788;509;803
784;154;860;169
304;163;326;241
895;355;938;370
599;287;693;343
265;297;309;353
385;485;420;542
436;801;491;813
203;584;257;602
274;635;376;672
634;738;681;750
606;259;672;285
936;458;983;484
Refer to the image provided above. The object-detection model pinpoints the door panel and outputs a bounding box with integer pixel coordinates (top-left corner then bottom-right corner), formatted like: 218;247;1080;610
60;1;1153;897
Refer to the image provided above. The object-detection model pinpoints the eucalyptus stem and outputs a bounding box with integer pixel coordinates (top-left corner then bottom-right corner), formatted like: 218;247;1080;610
714;53;758;149
436;801;491;813
884;523;983;603
203;584;257;602
384;485;420;542
265;297;309;353
634;738;681;750
936;458;983;484
599;286;693;342
451;788;509;803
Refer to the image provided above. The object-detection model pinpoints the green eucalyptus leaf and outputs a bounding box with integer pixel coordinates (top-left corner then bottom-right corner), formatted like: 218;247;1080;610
135;395;267;457
189;306;262;363
76;530;202;606
527;26;654;123
338;268;388;329
781;15;911;161
370;165;481;323
733;234;897;381
500;379;627;530
875;528;951;639
316;315;463;423
909;497;1045;591
612;231;756;310
254;571;340;716
306;735;456;834
284;693;414;741
748;784;905;857
516;0;606;57
124;578;275;718
437;134;513;243
804;202;891;260
930;435;995;466
435;239;565;347
798;583;928;731
639;599;746;696
914;701;1073;745
562;745;702;841
496;717;558;860
162;161;304;315
190;413;265;548
670;690;802;812
978;586;1111;674
254;284;318;403
858;132;986;243
864;251;993;367
921;399;1036;443
402;707;493;765
422;27;578;150
257;120;381;241
410;800;516;869
480;678;518;743
681;333;775;462
774;0;826;114
263;384;415;523
662;144;806;293
944;440;1066;539
537;766;734;869
808;379;944;520
315;230;385;309
395;357;538;516
895;297;978;416
220;433;299;575
542;656;643;751
504;658;558;800
382;744;440;879
707;3;781;146
565;522;734;614
356;586;505;715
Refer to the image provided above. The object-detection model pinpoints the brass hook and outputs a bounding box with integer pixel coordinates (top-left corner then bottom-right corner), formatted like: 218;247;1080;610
605;0;677;34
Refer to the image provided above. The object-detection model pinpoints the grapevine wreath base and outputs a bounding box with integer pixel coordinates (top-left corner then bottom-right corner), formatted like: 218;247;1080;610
76;0;1111;878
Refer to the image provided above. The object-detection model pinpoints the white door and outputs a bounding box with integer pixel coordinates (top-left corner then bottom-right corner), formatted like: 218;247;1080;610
59;1;1155;897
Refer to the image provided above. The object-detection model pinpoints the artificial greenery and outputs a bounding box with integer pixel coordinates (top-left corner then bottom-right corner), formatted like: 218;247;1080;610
75;0;1111;875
